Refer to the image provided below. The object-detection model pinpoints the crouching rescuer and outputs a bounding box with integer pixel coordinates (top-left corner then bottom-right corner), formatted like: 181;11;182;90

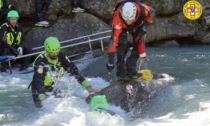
29;37;100;108
106;0;155;81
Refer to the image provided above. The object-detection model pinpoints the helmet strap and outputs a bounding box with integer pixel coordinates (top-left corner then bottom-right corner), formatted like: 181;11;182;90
44;52;58;65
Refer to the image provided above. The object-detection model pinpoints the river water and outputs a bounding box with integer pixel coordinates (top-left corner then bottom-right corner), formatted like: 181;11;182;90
0;45;210;126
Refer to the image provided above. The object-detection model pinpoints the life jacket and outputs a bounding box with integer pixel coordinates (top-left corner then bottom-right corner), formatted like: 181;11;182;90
0;23;22;47
113;0;145;29
33;52;64;87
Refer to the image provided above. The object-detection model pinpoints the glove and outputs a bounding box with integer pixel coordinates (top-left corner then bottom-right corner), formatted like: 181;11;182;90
139;53;146;59
82;80;90;88
18;47;23;56
38;93;46;100
7;56;15;60
106;63;114;73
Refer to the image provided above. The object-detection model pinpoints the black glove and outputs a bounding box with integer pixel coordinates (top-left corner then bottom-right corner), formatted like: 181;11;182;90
106;63;114;73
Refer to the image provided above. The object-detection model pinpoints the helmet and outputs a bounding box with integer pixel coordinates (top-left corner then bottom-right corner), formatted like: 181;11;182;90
7;10;19;19
44;37;61;53
90;95;107;111
120;2;137;21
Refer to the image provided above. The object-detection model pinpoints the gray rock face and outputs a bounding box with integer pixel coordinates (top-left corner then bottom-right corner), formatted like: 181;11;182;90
7;0;72;20
81;0;184;19
200;32;210;43
151;40;180;47
145;12;199;44
24;13;111;55
4;0;210;54
81;0;116;20
141;0;185;16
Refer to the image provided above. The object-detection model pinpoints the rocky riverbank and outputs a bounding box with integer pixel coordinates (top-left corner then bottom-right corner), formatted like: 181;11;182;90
7;0;210;51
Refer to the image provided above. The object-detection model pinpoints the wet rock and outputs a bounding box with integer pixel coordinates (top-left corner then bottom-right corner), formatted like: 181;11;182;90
100;79;168;112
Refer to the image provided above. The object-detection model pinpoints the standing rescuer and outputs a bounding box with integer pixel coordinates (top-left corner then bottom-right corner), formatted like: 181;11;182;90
106;0;155;81
30;37;100;108
35;0;51;26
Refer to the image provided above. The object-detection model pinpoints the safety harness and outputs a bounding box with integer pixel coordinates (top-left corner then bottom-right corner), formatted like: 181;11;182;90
0;23;22;47
28;53;64;89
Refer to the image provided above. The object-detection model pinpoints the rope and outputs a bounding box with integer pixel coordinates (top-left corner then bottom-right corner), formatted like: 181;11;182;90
137;58;153;80
138;58;143;71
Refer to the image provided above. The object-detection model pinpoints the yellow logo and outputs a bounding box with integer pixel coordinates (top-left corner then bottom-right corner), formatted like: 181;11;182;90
183;0;202;20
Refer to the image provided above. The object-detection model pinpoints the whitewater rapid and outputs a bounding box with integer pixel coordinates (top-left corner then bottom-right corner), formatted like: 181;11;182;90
1;46;210;126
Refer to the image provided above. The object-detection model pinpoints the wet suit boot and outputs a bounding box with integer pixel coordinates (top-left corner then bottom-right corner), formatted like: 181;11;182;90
35;21;50;27
126;57;143;79
72;0;85;13
127;71;143;79
72;7;85;13
117;74;130;82
116;64;130;82
35;0;51;27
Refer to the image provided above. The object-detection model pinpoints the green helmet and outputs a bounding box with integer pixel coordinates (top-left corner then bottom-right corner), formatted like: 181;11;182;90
90;95;107;111
44;37;61;53
7;10;19;19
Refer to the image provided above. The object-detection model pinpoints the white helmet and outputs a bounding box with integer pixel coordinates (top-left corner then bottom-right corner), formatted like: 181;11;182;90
120;2;137;21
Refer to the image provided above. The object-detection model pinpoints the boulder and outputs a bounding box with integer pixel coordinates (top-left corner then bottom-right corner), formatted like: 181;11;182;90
81;0;116;20
141;0;185;16
199;32;210;44
81;0;185;20
201;6;210;30
24;13;111;55
145;12;199;44
82;56;170;112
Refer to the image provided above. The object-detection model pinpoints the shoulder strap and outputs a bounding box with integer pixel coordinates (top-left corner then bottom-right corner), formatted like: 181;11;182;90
33;52;45;67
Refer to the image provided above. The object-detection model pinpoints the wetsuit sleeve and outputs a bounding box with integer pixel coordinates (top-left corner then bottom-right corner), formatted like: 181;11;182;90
59;53;89;88
108;9;123;53
142;4;155;23
107;8;123;64
137;37;146;57
33;60;47;95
